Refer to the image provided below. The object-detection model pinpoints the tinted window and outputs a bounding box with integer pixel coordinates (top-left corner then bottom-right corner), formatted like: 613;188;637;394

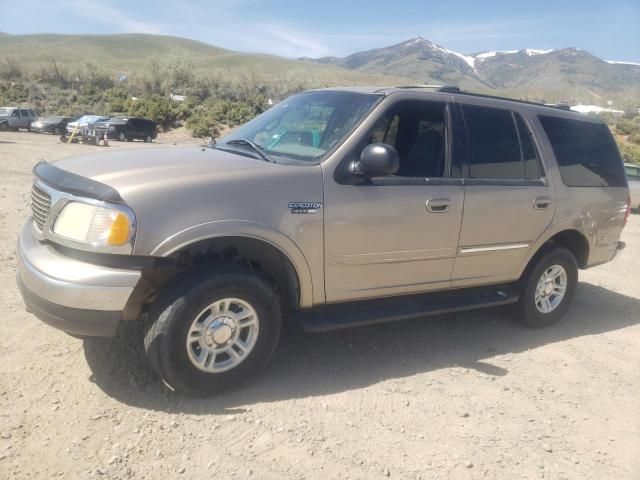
20;109;29;117
539;116;626;187
462;105;523;179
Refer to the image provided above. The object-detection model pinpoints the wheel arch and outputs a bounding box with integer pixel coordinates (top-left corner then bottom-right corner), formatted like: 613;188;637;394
150;221;315;310
518;228;589;281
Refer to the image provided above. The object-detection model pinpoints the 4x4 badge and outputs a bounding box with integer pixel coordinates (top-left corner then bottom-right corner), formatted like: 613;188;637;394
288;201;322;214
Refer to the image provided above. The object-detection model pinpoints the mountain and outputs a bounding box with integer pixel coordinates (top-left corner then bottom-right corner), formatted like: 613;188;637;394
2;33;638;103
305;37;485;89
0;33;409;86
303;37;640;101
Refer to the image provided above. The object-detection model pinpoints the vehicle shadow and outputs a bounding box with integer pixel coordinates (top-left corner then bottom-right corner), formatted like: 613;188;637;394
83;282;640;414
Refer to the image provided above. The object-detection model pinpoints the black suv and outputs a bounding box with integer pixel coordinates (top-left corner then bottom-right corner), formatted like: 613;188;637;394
94;117;157;142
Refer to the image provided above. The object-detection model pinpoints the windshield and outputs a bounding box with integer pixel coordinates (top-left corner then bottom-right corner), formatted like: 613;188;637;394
0;108;12;116
42;116;64;123
220;91;381;163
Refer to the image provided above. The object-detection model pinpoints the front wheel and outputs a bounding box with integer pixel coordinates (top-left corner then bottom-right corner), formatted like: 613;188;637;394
514;247;578;328
144;135;152;143
144;265;282;395
118;132;126;142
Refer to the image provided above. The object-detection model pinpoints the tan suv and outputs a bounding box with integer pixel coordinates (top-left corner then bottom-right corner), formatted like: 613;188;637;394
16;86;630;394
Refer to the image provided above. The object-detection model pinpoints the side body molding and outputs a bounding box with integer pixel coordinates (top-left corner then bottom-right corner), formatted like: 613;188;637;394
150;220;315;308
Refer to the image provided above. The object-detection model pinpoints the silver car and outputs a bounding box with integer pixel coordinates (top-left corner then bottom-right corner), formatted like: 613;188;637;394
0;107;37;131
16;86;629;394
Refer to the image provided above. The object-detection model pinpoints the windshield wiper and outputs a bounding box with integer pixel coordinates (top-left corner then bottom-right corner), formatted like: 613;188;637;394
224;139;275;163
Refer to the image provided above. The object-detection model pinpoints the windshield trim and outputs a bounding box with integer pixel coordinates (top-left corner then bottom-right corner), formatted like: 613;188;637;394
220;91;385;166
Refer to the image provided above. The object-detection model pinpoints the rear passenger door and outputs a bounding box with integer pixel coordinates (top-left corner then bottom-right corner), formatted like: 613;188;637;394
19;109;31;129
451;101;555;288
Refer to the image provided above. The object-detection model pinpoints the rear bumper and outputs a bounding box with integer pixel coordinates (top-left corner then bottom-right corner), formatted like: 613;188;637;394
16;222;141;337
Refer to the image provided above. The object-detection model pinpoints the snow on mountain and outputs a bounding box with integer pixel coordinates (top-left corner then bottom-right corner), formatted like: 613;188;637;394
431;43;478;74
473;49;554;61
525;48;555;56
606;60;640;66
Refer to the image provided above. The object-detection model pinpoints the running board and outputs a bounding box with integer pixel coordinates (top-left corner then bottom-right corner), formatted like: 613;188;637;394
295;285;519;333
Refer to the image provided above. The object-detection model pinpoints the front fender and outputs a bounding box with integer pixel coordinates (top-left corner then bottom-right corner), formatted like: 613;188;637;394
150;220;315;308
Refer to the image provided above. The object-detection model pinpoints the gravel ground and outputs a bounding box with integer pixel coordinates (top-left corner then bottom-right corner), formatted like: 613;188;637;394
1;131;639;480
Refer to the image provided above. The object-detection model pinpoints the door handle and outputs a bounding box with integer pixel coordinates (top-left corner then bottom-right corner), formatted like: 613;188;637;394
426;198;451;213
533;197;552;210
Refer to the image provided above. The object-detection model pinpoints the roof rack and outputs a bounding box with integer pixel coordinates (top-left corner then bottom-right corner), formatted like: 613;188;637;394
394;86;574;112
393;85;461;93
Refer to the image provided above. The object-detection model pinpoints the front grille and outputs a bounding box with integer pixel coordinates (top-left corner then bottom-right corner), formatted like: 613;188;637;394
31;184;51;230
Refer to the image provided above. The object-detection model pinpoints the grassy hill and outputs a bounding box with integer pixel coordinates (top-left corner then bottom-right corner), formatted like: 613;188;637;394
0;33;409;86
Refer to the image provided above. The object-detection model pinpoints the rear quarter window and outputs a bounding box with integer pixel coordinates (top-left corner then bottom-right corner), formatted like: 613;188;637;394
539;115;626;187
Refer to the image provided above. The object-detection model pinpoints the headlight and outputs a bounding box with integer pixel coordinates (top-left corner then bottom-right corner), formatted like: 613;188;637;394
53;202;134;248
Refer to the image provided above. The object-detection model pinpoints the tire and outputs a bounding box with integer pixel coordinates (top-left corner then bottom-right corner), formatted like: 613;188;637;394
0;122;7;132
514;247;578;328
144;264;282;395
144;135;152;143
118;132;126;142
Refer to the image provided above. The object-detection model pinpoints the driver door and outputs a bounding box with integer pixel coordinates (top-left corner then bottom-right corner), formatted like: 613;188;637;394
323;96;464;302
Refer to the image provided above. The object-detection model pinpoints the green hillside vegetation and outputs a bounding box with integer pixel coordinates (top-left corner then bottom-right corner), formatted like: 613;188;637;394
0;33;408;85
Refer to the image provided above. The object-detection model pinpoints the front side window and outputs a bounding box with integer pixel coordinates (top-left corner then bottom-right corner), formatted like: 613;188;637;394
11;110;19;117
364;100;447;178
220;91;381;163
539;115;626;187
462;105;540;180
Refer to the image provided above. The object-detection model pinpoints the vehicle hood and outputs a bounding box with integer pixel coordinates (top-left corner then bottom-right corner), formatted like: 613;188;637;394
49;146;323;256
52;146;276;197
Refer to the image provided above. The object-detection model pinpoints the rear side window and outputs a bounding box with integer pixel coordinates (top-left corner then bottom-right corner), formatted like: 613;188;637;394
539;115;626;187
461;105;541;180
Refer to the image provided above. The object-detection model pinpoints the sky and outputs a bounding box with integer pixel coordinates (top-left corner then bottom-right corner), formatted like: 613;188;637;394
1;0;639;62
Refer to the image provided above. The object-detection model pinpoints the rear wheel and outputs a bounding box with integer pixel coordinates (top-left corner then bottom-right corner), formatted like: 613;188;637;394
514;247;578;328
118;132;126;142
0;122;7;132
144;264;282;395
144;135;152;143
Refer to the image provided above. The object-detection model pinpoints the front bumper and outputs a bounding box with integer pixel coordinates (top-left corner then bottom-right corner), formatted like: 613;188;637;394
16;222;141;337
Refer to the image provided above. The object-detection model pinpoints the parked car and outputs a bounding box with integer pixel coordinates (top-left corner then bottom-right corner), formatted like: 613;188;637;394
17;86;630;395
93;117;157;142
65;115;109;136
0;107;37;131
30;116;73;135
625;162;640;209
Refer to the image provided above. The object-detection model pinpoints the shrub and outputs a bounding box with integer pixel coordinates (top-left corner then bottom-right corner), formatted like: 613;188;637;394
618;141;640;165
124;95;179;131
186;110;221;138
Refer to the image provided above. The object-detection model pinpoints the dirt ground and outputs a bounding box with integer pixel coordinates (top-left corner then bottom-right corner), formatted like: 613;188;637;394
0;130;639;480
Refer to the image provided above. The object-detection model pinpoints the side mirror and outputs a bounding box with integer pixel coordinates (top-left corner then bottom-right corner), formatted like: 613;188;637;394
354;143;400;177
